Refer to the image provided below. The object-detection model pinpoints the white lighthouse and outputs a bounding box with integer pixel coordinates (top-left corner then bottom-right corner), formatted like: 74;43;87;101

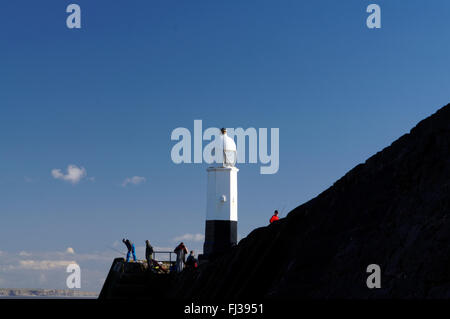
202;128;239;259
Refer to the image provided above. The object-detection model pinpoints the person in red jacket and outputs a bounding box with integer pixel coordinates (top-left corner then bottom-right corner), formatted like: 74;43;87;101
269;210;279;224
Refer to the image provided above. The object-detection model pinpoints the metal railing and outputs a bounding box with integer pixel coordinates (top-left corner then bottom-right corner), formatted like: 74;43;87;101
152;251;176;264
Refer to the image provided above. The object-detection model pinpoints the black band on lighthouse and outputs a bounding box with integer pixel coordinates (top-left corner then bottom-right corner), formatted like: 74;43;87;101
203;220;237;258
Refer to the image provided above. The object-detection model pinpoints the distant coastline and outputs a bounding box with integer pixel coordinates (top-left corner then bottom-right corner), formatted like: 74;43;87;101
0;288;98;298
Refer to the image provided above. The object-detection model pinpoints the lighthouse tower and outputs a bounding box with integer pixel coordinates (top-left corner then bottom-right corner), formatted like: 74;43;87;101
202;128;239;260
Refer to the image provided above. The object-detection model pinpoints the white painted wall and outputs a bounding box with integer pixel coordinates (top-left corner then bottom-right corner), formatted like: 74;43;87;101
206;167;238;221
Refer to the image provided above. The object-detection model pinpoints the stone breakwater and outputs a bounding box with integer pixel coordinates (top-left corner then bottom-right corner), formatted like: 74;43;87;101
101;103;450;299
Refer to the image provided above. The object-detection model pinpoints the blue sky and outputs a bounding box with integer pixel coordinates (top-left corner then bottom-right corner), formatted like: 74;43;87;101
1;0;449;292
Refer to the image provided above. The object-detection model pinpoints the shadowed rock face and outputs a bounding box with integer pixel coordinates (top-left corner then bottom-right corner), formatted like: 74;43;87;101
168;103;450;299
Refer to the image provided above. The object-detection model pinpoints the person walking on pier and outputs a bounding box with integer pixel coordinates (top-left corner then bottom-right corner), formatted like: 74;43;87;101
122;238;137;262
145;240;154;270
174;242;188;272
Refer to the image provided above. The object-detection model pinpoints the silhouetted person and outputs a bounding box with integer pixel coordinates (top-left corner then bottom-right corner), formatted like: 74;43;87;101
269;210;279;224
185;251;198;269
174;242;188;272
122;238;137;262
145;240;154;269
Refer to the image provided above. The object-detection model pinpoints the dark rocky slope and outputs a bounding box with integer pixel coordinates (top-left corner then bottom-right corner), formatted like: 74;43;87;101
168;103;450;299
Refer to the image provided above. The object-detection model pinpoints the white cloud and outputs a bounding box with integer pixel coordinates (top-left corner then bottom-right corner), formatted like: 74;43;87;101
66;247;75;254
173;233;205;242
19;251;32;257
51;165;87;184
18;260;75;270
122;176;146;187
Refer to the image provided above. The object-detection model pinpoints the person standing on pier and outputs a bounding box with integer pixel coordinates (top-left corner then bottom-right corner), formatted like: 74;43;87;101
145;240;154;269
122;238;137;262
174;242;188;272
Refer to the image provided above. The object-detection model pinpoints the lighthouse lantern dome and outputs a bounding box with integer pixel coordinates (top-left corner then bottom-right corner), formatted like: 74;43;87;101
220;128;237;167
